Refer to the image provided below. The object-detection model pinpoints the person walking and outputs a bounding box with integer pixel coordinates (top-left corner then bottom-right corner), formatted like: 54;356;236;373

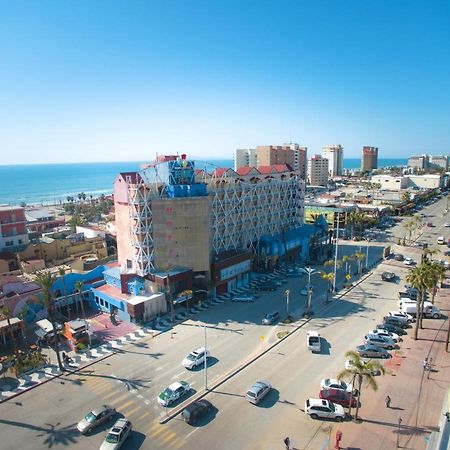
283;436;291;449
385;395;391;408
423;357;428;370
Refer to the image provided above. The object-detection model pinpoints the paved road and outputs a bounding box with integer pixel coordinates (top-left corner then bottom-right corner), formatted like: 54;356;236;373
0;195;447;450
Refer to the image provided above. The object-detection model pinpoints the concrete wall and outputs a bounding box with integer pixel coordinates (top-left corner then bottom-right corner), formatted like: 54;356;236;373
152;196;211;272
372;175;408;190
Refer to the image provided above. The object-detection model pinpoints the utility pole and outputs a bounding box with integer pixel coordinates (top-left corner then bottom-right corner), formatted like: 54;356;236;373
285;290;290;316
204;325;208;390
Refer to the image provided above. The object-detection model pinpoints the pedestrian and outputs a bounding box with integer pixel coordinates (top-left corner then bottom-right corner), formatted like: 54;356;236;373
423;357;429;370
445;412;450;422
385;395;391;408
283;436;291;450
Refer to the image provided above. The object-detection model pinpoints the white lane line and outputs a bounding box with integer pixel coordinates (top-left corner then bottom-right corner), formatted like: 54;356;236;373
155;366;165;372
189;381;196;387
185;428;200;439
172;370;186;379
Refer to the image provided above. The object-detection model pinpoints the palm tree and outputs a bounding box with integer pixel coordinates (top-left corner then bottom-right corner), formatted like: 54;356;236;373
321;271;335;302
34;270;63;371
353;252;365;275
1;306;17;352
337;350;385;420
406;263;433;340
348;212;365;240
402;220;415;245
74;280;90;347
58;267;69;320
423;246;439;263
427;262;446;305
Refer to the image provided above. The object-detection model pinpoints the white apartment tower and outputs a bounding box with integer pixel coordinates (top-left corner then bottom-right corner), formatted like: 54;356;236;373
308;155;329;186
234;148;257;171
322;145;343;177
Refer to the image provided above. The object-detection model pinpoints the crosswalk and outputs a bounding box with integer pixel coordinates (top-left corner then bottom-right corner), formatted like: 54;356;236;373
82;375;185;449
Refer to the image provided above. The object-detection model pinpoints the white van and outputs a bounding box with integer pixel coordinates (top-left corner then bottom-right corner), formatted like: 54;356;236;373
400;302;441;319
307;331;321;352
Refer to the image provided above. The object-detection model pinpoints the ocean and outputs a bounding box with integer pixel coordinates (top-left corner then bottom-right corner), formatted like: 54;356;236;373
0;158;407;206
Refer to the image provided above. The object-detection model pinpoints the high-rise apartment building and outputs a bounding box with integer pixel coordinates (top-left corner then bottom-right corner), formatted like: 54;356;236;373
408;155;429;171
234;148;257;171
361;146;378;172
256;145;295;169
429;155;448;171
322;145;343;176
284;143;307;180
308;155;329;186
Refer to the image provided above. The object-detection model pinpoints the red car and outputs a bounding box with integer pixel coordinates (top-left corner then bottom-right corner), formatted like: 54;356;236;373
319;388;358;408
427;222;434;227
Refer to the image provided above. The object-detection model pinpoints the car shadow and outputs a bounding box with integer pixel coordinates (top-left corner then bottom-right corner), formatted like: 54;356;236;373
185;405;219;427
191;357;219;371
317;339;331;355
255;388;280;408
123;430;146;449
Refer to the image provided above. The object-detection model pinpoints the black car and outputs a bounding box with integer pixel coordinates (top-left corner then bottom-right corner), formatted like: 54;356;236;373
394;254;404;261
381;271;396;282
182;400;213;425
376;323;407;336
258;283;277;291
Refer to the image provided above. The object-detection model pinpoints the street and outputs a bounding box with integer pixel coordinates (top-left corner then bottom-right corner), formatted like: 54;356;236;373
0;196;448;450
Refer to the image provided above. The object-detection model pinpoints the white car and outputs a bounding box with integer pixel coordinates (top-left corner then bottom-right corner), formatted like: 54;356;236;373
372;328;400;342
305;398;345;422
158;381;191;406
403;257;414;266
388;311;414;324
100;418;132;450
320;378;352;393
182;347;210;370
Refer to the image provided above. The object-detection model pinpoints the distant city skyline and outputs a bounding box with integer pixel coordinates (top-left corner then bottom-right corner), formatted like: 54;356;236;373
1;1;449;165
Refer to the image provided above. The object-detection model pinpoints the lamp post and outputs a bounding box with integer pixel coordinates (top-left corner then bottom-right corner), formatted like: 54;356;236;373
204;325;208;391
284;290;290;316
299;267;320;313
365;238;370;269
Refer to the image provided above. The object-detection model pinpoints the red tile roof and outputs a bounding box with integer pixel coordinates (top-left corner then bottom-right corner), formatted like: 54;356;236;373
236;167;257;176
94;283;129;300
257;164;293;174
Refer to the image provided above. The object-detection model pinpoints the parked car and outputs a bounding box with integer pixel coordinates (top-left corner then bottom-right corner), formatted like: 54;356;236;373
427;222;434;227
383;316;409;329
319;388;358;408
158;381;191;406
246;381;272;404
262;311;280;325
231;294;254;302
182;347;210;370
364;335;396;350
356;344;391;359
376;323;407;336
371;328;400;342
257;283;277;291
437;236;445;245
388;311;414;324
403;257;414;266
182;400;213;425
77;405;116;434
320;378;352;393
305;398;345;422
394;254;404;261
100;418;132;450
381;271;396;282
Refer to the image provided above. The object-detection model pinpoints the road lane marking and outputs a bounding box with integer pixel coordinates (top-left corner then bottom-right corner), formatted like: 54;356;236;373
172;370;185;379
102;390;129;402
173;439;185;449
160;431;177;445
155;365;165;372
88;381;111;394
136;411;150;423
123;405;141;417
185;428;199;439
115;399;134;411
149;425;168;438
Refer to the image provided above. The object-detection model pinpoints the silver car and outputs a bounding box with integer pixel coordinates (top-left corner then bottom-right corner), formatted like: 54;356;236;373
246;381;271;404
364;335;396;351
77;405;116;434
100;418;132;450
356;344;390;359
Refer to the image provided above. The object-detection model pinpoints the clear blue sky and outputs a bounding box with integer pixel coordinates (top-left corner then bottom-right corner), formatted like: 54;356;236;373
1;0;449;164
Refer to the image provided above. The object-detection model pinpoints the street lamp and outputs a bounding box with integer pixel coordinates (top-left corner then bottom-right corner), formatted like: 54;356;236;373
333;212;340;292
365;238;370;269
284;290;290;316
299;267;320;313
204;325;208;391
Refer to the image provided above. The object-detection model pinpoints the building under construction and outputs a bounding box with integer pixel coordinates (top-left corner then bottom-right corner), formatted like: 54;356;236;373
114;154;305;305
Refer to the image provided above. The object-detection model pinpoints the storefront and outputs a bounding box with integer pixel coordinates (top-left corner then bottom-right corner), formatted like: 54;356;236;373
210;251;252;298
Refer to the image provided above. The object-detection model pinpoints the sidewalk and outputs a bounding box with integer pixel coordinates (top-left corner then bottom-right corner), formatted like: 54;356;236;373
337;278;450;450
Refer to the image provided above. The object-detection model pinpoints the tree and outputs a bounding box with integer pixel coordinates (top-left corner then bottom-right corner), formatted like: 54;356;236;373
321;271;335;302
402;220;415;245
58;267;69;320
423;246;439;263
353;252;365;275
34;271;64;371
348;212;366;240
401;191;412;204
427;262;446;305
74;280;90;346
1;306;17;352
406;263;434;340
337;350;385;420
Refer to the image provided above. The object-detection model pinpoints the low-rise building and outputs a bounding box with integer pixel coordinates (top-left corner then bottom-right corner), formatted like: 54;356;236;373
25;207;65;234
